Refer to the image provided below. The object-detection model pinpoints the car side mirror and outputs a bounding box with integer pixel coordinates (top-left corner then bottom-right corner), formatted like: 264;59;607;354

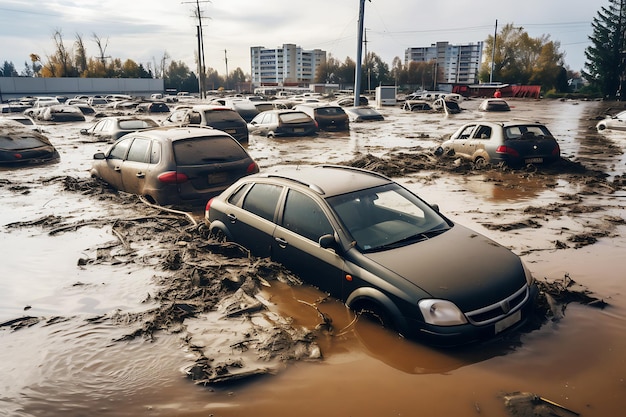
319;233;337;250
93;152;106;160
80;128;88;135
430;204;440;213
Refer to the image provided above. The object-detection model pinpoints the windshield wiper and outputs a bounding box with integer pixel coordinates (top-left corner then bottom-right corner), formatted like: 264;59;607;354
363;227;449;253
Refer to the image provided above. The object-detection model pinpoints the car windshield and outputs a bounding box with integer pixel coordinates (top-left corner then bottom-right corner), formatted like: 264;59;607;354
327;183;450;252
173;136;248;165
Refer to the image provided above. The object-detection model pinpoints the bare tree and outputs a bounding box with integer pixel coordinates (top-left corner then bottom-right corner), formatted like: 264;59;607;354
74;33;88;75
93;33;110;65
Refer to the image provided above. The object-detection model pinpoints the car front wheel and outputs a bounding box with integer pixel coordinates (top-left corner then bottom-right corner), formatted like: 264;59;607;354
352;301;395;331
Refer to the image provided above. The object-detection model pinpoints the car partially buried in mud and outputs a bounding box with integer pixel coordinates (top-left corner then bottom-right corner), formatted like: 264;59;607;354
205;164;538;346
90;125;259;207
442;120;561;167
0;119;60;165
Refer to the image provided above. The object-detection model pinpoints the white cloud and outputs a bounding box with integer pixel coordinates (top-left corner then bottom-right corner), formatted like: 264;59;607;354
0;0;601;75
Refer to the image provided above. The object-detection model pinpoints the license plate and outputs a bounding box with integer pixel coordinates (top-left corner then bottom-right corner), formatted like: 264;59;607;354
495;309;521;334
294;128;304;133
525;157;543;164
208;172;229;184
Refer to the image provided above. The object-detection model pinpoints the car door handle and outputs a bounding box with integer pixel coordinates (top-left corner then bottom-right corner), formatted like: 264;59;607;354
136;172;145;178
274;237;288;248
227;213;237;223
114;166;121;172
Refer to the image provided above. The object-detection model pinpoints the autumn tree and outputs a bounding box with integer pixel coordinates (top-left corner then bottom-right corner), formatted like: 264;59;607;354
29;54;42;77
583;0;626;98
480;23;566;91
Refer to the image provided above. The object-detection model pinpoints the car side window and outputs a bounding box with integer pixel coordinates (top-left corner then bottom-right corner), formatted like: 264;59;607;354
126;138;151;163
228;183;252;206
457;125;476;140
108;137;132;160
150;141;161;164
475;125;492;139
282;190;333;242
242;183;283;222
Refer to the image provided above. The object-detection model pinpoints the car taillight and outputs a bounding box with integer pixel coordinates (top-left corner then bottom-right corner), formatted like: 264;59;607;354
496;145;519;157
157;171;189;184
552;143;561;156
205;197;214;213
247;162;259;174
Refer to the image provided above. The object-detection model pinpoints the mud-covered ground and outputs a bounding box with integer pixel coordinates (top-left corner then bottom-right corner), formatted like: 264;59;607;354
0;98;625;417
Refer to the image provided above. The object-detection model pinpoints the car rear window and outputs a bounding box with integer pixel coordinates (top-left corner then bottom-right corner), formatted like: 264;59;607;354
203;110;242;123
119;120;157;129
315;107;345;116
173;136;249;165
505;125;552;139
0;135;47;149
254;104;275;112
278;112;310;123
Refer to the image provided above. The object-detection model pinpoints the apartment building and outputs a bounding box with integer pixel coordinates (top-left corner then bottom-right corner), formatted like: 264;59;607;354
250;44;326;86
405;41;484;84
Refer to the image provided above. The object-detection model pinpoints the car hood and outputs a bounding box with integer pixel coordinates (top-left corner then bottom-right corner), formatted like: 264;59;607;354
360;224;527;311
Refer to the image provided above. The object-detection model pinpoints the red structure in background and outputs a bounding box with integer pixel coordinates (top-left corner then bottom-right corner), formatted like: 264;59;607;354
453;84;541;99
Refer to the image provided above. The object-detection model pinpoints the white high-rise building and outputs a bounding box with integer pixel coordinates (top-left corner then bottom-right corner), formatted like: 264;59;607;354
250;44;326;86
405;41;484;84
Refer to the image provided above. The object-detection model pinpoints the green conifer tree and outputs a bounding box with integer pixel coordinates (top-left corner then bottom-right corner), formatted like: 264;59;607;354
584;0;626;99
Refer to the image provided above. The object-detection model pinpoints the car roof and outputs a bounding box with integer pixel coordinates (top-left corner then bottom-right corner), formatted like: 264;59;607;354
253;165;392;198
464;120;545;128
127;126;230;141
189;104;236;111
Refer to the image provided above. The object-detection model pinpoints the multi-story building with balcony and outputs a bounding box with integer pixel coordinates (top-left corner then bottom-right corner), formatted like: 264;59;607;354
250;44;326;86
404;41;484;84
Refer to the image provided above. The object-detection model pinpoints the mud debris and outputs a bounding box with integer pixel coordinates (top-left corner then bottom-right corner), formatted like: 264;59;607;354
502;391;580;417
1;173;614;386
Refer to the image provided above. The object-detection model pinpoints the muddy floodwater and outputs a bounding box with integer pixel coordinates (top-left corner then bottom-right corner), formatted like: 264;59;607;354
1;98;625;417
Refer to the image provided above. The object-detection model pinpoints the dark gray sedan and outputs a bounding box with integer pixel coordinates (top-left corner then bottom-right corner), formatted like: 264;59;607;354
205;165;537;346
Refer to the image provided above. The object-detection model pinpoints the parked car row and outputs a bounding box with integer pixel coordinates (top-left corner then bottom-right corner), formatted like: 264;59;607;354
3;93;568;348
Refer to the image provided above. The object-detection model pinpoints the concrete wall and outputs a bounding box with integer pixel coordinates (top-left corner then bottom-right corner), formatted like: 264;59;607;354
0;77;164;101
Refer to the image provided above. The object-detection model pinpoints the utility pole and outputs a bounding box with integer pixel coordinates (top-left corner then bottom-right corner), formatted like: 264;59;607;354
224;49;229;91
184;0;210;98
354;0;369;106
490;19;497;83
364;28;371;93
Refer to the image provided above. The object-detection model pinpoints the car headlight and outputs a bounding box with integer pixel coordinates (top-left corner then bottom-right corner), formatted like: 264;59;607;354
418;299;467;326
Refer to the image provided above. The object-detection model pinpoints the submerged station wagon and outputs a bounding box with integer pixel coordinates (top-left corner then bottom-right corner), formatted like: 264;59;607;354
205;165;538;346
442;121;561;167
91;126;259;207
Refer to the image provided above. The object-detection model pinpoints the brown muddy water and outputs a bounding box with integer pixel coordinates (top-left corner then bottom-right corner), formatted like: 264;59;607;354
1;98;625;417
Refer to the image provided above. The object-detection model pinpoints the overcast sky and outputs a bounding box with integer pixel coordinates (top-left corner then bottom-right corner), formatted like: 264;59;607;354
0;0;603;78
